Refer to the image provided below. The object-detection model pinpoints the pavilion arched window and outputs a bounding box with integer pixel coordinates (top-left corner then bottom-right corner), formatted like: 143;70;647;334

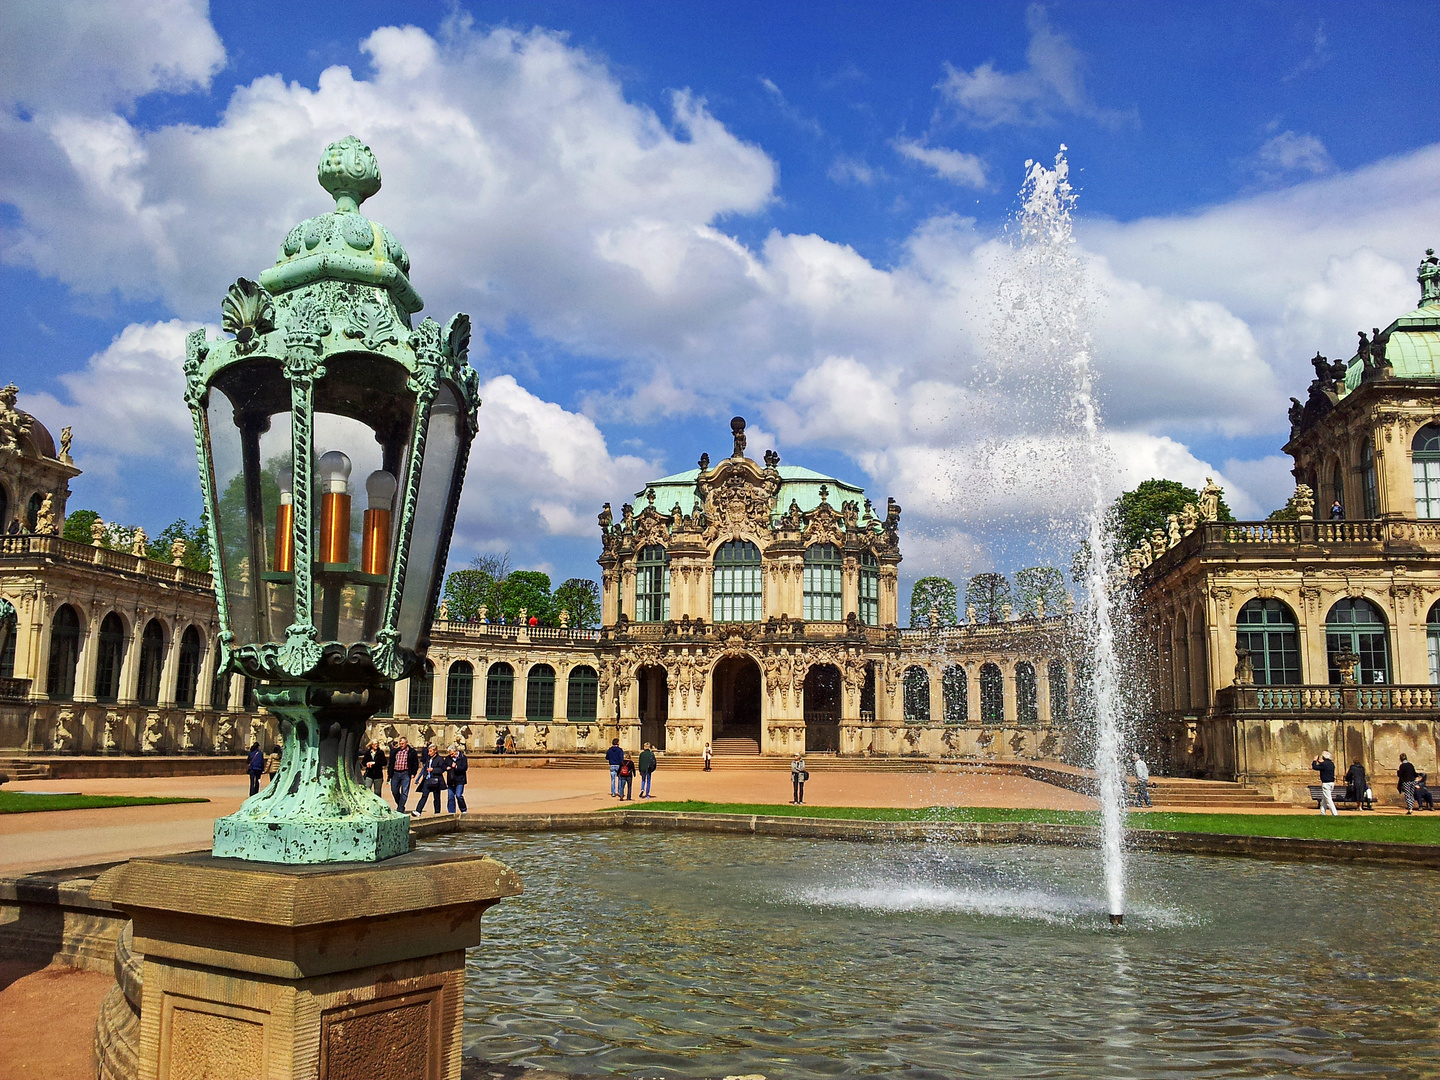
635;544;670;622
26;493;42;532
1428;602;1440;685
567;664;598;720
1048;661;1069;724
1326;598;1390;685
1330;459;1344;518
858;551;880;625
211;658;231;710
1016;662;1038;725
902;665;930;723
485;662;514;720
0;604;15;680
136;619;165;706
527;663;556;720
408;660;435;718
0;484;9;533
942;665;967;724
94;612;125;703
1236;599;1301;685
46;604;81;699
175;626;203;706
713;540;762;622
803;543;843;621
1361;440;1379;518
1414;424;1440;518
446;660;473;719
979;663;1003;725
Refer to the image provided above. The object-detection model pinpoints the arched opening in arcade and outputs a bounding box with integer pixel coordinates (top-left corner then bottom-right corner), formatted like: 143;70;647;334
637;664;668;750
711;654;761;751
803;662;841;752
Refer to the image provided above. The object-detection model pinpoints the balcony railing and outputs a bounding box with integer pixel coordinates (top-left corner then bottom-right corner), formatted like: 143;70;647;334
1141;517;1440;580
432;619;601;643
0;677;31;701
0;533;214;591
1216;683;1440;713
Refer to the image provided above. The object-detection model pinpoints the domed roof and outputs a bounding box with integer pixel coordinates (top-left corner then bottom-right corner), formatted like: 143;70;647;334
256;136;423;321
1342;249;1440;390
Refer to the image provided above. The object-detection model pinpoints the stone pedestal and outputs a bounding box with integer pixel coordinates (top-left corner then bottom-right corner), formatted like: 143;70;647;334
92;849;521;1080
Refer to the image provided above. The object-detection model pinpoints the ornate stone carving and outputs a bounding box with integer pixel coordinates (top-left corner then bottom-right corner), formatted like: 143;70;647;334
220;278;277;353
0;383;34;454
1198;478;1222;523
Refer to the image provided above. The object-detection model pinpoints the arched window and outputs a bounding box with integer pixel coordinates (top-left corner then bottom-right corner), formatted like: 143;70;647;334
446;661;474;719
979;663;1003;725
0;484;8;533
0;602;16;680
713;540;762;622
1361;440;1379;518
174;626;203;706
243;677;258;711
46;604;81;699
26;493;42;532
485;662;514;720
1016;662;1038;725
635;544;670;622
527;663;556;720
1330;459;1344;518
942;665;967;724
1048;661;1069;724
408;660;435;718
1429;602;1440;685
567;665;599;720
136;619;165;705
1326;598;1390;685
94;612;126;703
860;661;876;718
858;551;880;625
211;659;231;710
1236;599;1301;685
1414;424;1440;518
803;543;843;621
902;665;930;723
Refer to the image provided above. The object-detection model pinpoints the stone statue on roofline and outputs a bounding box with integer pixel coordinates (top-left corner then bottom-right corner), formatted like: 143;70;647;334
59;426;73;464
131;526;147;557
731;416;747;458
35;494;58;536
1198;478;1222;523
1166;514;1181;548
1179;503;1199;536
1233;648;1254;686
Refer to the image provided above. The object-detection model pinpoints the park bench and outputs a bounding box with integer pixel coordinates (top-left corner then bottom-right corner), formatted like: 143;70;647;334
1307;784;1369;810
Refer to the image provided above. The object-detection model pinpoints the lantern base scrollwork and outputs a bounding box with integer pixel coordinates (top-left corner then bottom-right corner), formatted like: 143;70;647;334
212;681;408;864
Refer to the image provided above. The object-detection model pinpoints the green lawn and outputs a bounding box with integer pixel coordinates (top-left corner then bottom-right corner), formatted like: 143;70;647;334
623;801;1440;845
0;791;209;814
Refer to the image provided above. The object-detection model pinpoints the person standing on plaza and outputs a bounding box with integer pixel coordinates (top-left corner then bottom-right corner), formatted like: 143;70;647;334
1414;772;1435;810
1344;758;1371;810
388;736;416;812
1312;751;1338;814
245;742;264;797
1133;756;1152;808
791;753;807;805
361;741;387;797
446;743;469;814
606;737;625;797
415;744;445;815
638;743;657;798
264;739;283;782
617;751;636;800
1398;753;1419;814
703;742;712;772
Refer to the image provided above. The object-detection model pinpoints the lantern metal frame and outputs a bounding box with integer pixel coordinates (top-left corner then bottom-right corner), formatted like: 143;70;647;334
185;137;480;863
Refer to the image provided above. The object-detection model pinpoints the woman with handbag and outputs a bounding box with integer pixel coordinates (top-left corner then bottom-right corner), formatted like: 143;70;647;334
415;744;445;815
791;753;808;805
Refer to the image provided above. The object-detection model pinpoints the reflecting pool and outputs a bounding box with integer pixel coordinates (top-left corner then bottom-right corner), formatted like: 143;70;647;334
431;831;1440;1078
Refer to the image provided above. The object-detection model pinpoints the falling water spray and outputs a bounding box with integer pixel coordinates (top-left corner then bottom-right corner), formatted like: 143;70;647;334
1010;148;1127;923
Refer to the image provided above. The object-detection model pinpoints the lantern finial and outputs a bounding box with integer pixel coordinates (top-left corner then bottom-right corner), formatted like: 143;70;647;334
318;135;381;213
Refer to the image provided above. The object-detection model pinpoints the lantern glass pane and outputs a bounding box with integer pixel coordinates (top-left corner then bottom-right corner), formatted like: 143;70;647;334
312;410;390;643
206;371;294;646
397;383;462;649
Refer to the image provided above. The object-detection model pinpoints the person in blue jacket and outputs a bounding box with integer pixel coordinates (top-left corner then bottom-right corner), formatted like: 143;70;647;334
245;742;264;796
415;744;445;815
445;744;469;814
606;738;625;797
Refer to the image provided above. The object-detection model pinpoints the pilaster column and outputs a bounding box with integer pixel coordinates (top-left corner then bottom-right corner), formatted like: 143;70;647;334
158;623;184;708
1002;662;1017;727
117;614;144;705
27;594;53;699
1037;661;1052;725
196;634;217;709
966;664;981;725
842;557;859;621
621;567;637;624
74;608;102;704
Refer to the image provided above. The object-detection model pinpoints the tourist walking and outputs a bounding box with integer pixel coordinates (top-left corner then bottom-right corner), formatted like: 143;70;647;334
361;741;386;797
1345;759;1371;810
246;742;264;796
791;753;807;805
1133;756;1152;808
415;744;445;815
1312;751;1338;814
617;752;636;800
703;742;712;771
388;736;417;812
445;744;469;814
1398;753;1419;814
638;743;657;798
606;738;625;796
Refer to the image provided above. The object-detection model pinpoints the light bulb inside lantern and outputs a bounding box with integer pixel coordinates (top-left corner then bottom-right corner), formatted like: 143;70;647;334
361;470;396;576
318;450;352;493
365;469;397;510
318;451;353;565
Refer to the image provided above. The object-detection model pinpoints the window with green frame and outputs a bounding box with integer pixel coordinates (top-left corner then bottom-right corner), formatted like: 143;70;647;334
1048;661;1069;724
713;539;762;622
1016;662;1038;725
1326;598;1390;685
636;544;670;622
408;661;435;718
1361;440;1379;518
803;543;843;621
567;665;598;719
446;661;473;719
942;665;966;724
1235;599;1301;685
902;665;930;723
858;551;880;625
1428;601;1440;685
1413;424;1440;518
526;663;556;720
979;663;1003;724
485;662;514;720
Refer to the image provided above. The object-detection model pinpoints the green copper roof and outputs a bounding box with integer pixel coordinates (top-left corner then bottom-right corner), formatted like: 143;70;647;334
638;463;874;524
1341;248;1440;393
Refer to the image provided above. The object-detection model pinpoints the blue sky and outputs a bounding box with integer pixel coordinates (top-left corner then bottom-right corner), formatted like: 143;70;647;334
2;1;1437;615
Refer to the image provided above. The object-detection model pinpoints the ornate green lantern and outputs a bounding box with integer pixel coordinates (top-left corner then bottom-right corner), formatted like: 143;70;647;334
186;137;480;863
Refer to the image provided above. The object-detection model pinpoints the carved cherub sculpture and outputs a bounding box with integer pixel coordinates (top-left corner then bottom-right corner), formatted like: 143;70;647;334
130;526;147;557
35;494;58;536
1179;502;1199;536
1166;514;1181;548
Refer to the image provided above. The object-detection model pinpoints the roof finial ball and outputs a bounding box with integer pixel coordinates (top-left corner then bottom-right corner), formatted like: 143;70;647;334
731;415;747;458
318;135;381;213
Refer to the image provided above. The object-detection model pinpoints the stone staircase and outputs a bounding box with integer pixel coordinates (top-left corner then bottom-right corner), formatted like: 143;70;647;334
0;756;54;782
710;737;760;756
1143;777;1279;809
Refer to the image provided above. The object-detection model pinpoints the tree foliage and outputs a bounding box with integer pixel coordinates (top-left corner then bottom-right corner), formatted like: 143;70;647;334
909;577;957;627
1014;566;1067;617
555;578;601;628
965;573;1011;624
500;570;554;624
1110;478;1232;552
61;509;100;545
